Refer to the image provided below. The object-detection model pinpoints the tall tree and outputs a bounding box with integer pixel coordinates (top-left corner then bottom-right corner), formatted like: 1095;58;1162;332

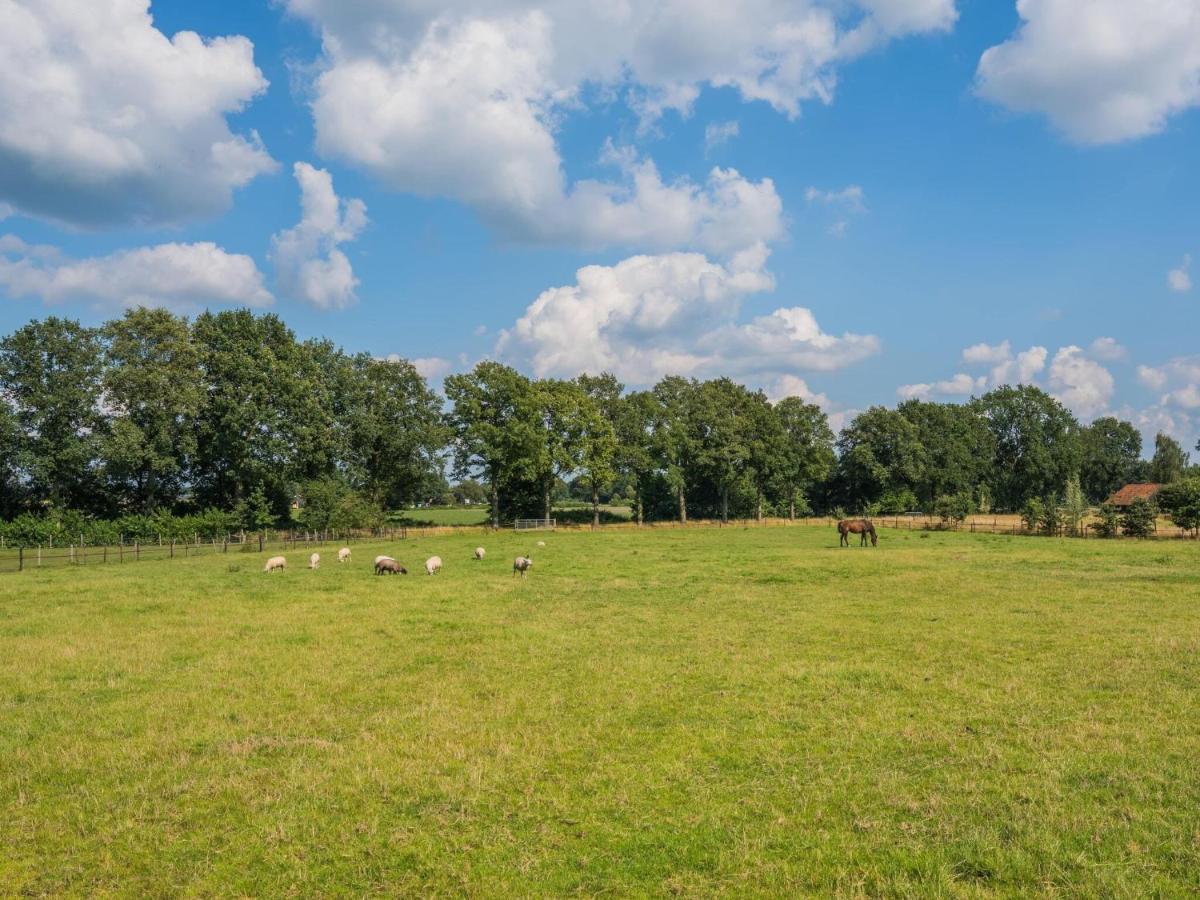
743;390;786;522
1079;416;1142;502
897;400;994;507
836;406;926;511
575;374;620;527
774;397;835;520
339;352;446;506
1149;432;1190;484
100;308;202;513
974;385;1081;510
614;390;659;525
532;379;590;521
0;400;21;517
444;362;541;528
692;378;753;523
0;317;104;511
191;310;333;513
652;376;698;523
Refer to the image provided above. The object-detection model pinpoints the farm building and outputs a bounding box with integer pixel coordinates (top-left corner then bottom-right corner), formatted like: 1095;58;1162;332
1104;483;1164;508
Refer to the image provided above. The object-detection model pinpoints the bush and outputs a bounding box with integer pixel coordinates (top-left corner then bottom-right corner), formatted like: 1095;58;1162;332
877;489;919;515
1039;495;1061;536
1120;497;1157;539
1157;477;1200;536
1093;503;1119;538
1021;498;1044;533
933;491;973;526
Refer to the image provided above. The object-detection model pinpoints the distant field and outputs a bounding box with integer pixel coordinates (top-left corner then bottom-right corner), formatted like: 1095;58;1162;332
2;527;1198;895
396;504;633;526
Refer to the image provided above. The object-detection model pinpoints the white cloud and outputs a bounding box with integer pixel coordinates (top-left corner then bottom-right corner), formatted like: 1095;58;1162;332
961;339;1012;365
0;234;272;311
496;244;879;385
411;356;452;383
271;163;367;310
704;120;740;153
1047;345;1114;419
987;345;1048;387
1089;336;1126;361
0;0;275;227
976;0;1200;144
286;1;954;248
806;184;866;236
1138;364;1170;391
766;374;830;409
896;373;986;400
1138;357;1200;414
1169;254;1193;292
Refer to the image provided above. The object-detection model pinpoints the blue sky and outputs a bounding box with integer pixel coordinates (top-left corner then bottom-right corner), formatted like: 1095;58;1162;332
1;0;1198;450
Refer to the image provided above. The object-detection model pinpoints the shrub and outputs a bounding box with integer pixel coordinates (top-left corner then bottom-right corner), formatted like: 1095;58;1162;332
1093;503;1119;538
1157;477;1200;536
1039;495;1061;536
933;491;973;526
1021;498;1044;533
1120;497;1157;539
1061;476;1087;536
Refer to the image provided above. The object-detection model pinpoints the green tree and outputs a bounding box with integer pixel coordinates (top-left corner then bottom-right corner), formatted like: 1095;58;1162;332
1039;494;1061;536
1021;497;1044;533
444;362;541;528
1157;477;1200;536
1061;475;1088;536
531;379;591;521
338;352;447;507
1149;432;1190;484
897;400;994;507
1120;497;1157;538
652;376;699;523
236;484;276;532
773;397;835;521
933;491;972;526
614;390;659;525
836;406;926;512
1079;417;1142;503
574;375;620;528
0;317;105;511
1093;503;1120;538
0;401;21;517
691;378;755;523
974;385;1081;511
100;308;202;513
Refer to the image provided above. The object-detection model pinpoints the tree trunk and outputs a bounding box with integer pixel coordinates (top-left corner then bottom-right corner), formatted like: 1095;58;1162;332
721;485;729;523
636;486;644;527
756;488;763;523
591;482;600;529
677;486;687;524
544;480;552;522
789;497;796;521
490;479;499;529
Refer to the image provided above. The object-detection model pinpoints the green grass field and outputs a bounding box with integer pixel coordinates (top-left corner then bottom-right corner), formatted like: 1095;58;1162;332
2;526;1198;896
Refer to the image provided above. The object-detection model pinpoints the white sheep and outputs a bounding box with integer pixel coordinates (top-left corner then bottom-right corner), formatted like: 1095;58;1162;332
374;555;395;566
425;555;442;576
338;547;351;563
513;556;533;577
474;547;486;560
263;555;287;573
309;552;320;570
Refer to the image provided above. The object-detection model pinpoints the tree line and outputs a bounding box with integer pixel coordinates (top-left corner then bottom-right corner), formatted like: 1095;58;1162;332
1;310;1197;539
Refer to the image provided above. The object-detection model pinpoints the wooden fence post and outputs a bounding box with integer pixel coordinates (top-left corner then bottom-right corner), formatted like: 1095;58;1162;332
18;547;23;572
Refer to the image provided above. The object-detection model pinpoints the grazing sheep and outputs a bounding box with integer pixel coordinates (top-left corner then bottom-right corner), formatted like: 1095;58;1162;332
425;556;442;576
338;547;351;563
474;547;486;561
309;552;320;569
263;555;287;573
536;540;546;548
513;556;533;577
375;558;407;575
374;555;395;566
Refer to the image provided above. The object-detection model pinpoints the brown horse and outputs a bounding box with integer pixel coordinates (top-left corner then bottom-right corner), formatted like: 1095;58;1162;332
838;518;877;547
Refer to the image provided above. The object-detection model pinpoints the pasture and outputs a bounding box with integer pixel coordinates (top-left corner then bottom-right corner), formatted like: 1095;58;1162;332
1;526;1198;896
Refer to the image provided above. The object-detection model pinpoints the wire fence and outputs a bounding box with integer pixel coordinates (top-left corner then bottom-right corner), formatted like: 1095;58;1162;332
0;527;409;574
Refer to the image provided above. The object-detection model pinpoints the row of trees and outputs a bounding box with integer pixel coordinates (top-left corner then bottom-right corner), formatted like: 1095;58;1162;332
1;311;1197;531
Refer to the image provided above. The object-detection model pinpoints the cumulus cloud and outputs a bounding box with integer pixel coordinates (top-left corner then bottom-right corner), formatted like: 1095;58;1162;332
961;339;1012;365
704;120;740;154
271;163;367;310
496;244;879;385
285;0;954;248
896;373;986;400
0;0;275;227
1138;357;1200;413
805;184;867;236
1088;336;1127;361
0;234;272;311
411;356;453;383
988;345;1048;387
1047;345;1114;418
766;374;830;408
976;0;1200;144
1169;254;1193;292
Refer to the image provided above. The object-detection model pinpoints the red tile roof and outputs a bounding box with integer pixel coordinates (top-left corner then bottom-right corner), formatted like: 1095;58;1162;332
1105;483;1164;506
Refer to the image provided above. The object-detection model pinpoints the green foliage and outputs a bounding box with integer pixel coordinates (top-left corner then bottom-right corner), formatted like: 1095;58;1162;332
1039;495;1062;536
975;483;993;515
1094;503;1120;538
836;407;926;509
933;491;973;525
1061;476;1088;536
236;486;276;532
975;385;1081;511
1149;432;1190;484
1021;497;1044;533
1080;417;1142;502
1157;478;1200;535
1120;497;1157;539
